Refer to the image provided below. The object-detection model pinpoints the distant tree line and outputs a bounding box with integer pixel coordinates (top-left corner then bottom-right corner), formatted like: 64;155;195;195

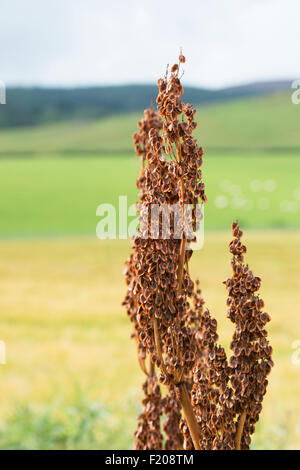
0;81;289;128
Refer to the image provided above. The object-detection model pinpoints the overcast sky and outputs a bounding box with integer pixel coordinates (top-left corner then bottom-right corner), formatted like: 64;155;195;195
1;0;299;89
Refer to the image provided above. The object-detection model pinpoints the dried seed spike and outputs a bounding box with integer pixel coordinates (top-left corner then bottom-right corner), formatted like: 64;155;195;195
179;47;186;64
123;55;271;452
171;63;179;73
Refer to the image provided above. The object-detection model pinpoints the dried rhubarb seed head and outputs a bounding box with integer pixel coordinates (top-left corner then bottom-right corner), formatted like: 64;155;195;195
224;221;273;449
123;54;210;449
123;57;272;451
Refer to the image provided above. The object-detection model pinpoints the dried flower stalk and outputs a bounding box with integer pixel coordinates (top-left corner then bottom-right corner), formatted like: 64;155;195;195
123;53;273;450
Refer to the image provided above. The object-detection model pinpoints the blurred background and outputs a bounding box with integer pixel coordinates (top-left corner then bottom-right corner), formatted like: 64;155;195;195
0;0;299;449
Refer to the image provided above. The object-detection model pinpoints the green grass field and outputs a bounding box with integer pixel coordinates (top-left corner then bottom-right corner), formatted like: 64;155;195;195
0;233;299;449
0;153;299;237
0;89;299;449
0;91;299;155
0;153;299;449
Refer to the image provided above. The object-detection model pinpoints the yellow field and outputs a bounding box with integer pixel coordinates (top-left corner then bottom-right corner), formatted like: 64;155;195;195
0;231;299;449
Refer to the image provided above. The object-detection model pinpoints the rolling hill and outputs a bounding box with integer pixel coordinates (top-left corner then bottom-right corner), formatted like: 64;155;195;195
0;90;298;155
0;80;291;128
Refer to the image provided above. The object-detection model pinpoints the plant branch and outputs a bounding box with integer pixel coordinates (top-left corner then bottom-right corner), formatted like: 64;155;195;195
235;410;247;450
179;383;201;450
176;140;186;294
137;355;149;376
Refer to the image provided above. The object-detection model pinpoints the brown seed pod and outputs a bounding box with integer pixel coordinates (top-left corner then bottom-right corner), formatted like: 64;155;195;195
123;56;272;451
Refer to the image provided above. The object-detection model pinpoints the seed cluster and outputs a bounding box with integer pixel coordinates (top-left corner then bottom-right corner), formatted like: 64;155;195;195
161;387;183;450
224;222;274;449
134;375;163;450
123;53;207;394
123;54;273;450
190;222;274;450
179;418;194;450
133;108;163;169
191;307;236;450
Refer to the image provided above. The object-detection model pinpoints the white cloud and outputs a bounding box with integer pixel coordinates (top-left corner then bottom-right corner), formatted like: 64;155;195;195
1;0;299;87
